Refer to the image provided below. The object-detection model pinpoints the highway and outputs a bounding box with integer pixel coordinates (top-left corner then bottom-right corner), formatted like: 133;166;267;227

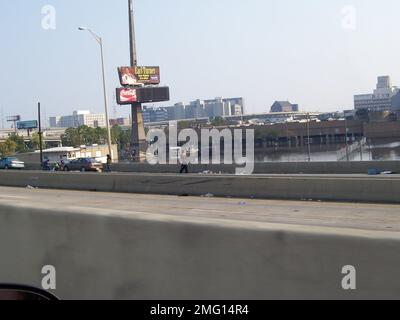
0;186;399;233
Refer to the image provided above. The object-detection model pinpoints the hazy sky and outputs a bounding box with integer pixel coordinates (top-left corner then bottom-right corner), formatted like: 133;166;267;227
1;0;400;124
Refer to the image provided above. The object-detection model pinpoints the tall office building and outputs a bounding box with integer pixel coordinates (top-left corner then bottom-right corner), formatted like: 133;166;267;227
204;97;245;118
49;111;107;128
204;98;224;118
223;97;245;115
164;103;186;121
142;107;169;123
173;103;186;120
145;96;245;122
354;76;399;112
185;100;205;119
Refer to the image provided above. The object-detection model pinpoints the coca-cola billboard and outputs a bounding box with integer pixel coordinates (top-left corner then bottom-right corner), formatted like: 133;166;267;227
116;87;170;105
116;88;137;104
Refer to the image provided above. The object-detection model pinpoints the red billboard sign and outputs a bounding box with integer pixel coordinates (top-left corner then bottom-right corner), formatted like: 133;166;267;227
116;87;170;105
116;88;137;104
118;66;160;86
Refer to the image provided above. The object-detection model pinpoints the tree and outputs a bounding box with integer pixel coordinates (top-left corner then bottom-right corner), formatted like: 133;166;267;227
61;125;131;151
7;133;27;153
93;127;107;145
61;128;82;147
30;133;44;151
111;125;131;150
0;140;17;157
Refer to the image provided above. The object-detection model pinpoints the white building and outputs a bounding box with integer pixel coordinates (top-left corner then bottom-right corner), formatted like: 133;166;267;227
50;110;107;128
354;76;399;111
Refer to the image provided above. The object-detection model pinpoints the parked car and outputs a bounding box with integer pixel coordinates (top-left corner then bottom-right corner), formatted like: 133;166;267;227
0;157;25;170
63;158;103;172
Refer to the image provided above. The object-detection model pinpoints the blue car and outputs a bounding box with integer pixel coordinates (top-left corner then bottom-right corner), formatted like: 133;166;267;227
0;157;25;170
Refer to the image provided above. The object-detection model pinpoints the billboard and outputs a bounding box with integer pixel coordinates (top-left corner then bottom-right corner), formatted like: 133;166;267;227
118;66;160;86
116;87;170;105
17;120;38;130
116;88;138;104
7;115;21;122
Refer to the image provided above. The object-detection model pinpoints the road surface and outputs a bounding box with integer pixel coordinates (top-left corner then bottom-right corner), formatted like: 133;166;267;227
0;186;399;233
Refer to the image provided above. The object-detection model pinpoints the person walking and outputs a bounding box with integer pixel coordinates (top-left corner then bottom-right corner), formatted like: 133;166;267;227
179;149;189;174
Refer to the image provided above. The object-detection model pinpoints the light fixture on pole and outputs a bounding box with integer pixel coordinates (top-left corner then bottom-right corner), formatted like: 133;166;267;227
78;26;113;160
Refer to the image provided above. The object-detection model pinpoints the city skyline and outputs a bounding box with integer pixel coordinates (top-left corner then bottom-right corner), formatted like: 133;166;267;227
2;1;400;123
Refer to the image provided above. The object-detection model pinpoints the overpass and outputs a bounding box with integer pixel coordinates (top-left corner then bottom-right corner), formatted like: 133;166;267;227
0;128;64;147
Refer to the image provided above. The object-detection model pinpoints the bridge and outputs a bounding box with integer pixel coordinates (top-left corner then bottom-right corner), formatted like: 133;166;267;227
0;128;64;147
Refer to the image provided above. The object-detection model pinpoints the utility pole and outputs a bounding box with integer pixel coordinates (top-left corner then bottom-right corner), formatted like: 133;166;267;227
345;118;350;162
128;0;146;162
38;102;44;165
307;113;311;162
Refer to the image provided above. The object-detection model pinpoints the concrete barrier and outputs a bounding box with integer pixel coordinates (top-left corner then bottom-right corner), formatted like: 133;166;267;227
0;171;399;203
23;160;400;175
1;201;400;299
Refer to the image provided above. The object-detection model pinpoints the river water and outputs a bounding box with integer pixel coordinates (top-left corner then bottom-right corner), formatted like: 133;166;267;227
255;139;400;163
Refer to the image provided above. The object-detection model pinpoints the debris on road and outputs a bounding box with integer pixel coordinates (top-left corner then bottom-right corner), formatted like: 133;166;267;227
202;193;214;198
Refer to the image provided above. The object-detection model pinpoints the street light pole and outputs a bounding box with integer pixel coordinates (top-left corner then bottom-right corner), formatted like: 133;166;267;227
79;27;113;161
99;37;113;160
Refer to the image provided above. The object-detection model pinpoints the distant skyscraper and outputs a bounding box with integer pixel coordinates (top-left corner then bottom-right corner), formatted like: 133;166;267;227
354;76;399;112
49;110;106;128
204;98;224;118
173;103;185;120
145;96;245;123
223;97;245;115
204;97;245;118
142;106;169;123
185;100;205;119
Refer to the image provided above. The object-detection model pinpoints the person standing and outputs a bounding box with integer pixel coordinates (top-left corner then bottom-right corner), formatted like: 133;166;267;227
179;149;189;174
106;154;112;173
59;155;65;171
